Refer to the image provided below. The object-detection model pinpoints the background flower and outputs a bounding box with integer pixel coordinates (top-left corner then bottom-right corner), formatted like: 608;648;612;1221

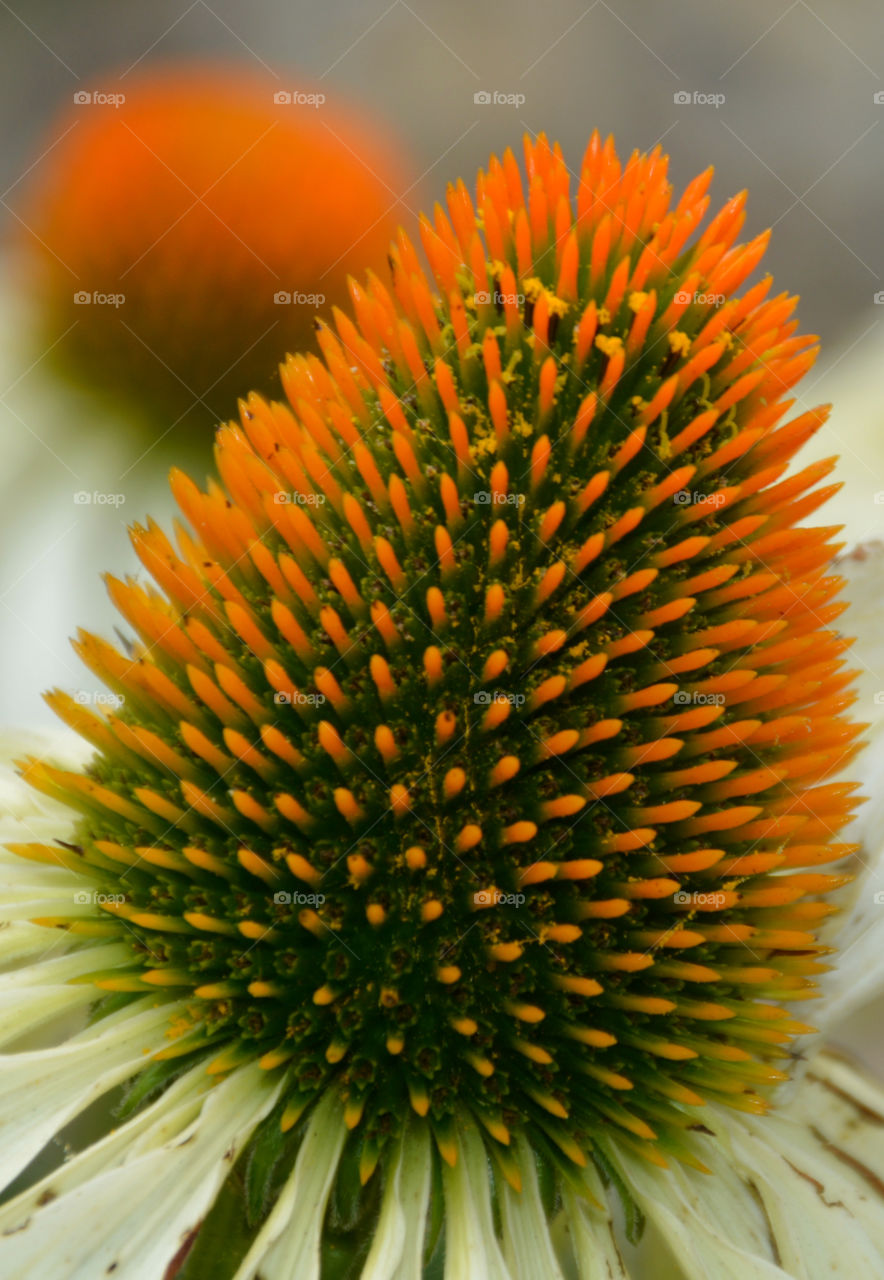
13;62;414;441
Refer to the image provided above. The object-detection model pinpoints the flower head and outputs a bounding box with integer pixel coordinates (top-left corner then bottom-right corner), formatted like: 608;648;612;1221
2;132;874;1277
17;63;412;438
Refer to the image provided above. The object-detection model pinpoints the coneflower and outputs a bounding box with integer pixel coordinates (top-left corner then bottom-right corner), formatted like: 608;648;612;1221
2;132;882;1279
16;63;412;439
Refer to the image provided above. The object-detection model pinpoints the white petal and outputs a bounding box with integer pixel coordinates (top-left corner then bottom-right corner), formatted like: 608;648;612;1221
0;940;128;990
794;343;884;549
0;852;92;910
729;1114;884;1275
499;1133;565;1280
611;1081;884;1280
831;545;884;731
0;1062;281;1280
0;1061;211;1229
610;1140;787;1280
0;996;182;1191
803;543;884;1033
0;729;88;846
0;896;97;922
557;1182;629;1280
442;1119;512;1280
0;943;131;1047
0;728;92;774
812;733;884;1035
234;1088;348;1280
0;921;74;968
0;984;95;1047
359;1118;431;1280
0;853;80;885
790;1047;884;1181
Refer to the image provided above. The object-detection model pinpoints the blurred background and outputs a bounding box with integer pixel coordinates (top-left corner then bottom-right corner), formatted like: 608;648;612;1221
1;0;884;1108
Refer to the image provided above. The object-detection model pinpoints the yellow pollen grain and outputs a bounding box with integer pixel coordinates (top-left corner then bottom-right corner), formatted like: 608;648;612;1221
505;1001;545;1023
521;275;569;317
595;334;623;358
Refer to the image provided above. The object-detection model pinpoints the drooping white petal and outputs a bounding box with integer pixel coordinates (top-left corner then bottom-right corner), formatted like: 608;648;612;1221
787;1047;884;1182
0;1062;281;1280
557;1180;629;1280
359;1117;431;1280
442;1119;512;1280
726;1114;884;1277
609;1067;884;1280
234;1088;348;1280
611;1140;787;1280
499;1133;565;1280
0;1061;211;1232
0;996;183;1191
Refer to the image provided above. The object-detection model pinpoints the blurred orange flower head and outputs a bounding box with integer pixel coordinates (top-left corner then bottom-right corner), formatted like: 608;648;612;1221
18;63;413;437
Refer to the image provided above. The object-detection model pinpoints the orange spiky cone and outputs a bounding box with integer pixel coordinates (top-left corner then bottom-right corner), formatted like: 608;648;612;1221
10;133;862;1267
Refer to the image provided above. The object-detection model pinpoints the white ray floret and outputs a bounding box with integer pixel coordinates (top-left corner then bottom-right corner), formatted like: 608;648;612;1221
234;1088;348;1280
0;1062;282;1279
359;1118;432;1280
